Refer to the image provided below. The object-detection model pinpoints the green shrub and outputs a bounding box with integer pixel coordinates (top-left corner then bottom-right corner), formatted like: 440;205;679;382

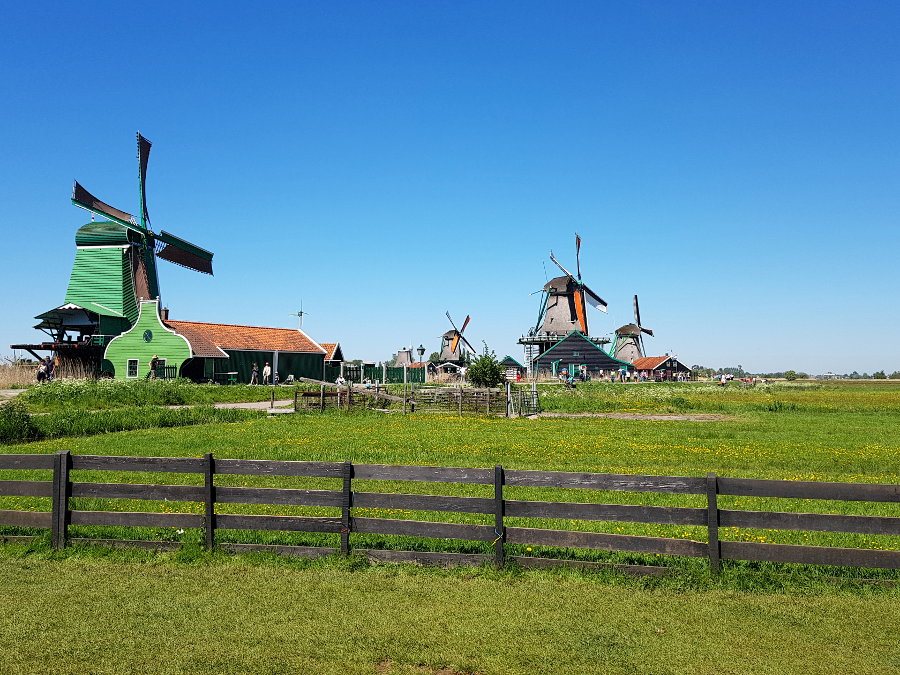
0;400;43;444
466;348;505;388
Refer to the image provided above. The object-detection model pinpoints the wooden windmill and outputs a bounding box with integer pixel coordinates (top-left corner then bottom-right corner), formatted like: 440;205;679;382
71;132;214;303
612;295;654;362
439;312;475;363
536;234;607;335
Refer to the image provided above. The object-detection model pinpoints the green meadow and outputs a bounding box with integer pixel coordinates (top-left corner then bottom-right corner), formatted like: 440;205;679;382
1;380;899;673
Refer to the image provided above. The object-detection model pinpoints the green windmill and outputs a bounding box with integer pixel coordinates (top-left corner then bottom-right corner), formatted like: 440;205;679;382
19;133;214;368
71;132;214;303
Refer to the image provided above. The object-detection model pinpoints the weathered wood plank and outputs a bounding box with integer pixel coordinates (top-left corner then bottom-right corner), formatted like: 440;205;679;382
505;527;707;557
504;500;706;525
720;509;900;536
352;464;494;484
0;509;52;527
351;492;495;514
351;517;495;541
215;514;342;533
218;543;337;558
504;470;706;494
0;480;53;497
512;556;673;577
71;455;205;473
214;459;344;478
69;510;202;528
215;486;343;507
720;541;900;569
718;477;900;502
359;549;493;567
70;482;204;502
0;454;55;470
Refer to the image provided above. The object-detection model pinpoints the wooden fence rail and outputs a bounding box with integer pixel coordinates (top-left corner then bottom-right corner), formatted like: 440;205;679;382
0;452;898;574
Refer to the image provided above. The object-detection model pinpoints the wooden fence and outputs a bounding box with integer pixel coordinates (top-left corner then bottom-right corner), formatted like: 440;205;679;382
0;452;898;574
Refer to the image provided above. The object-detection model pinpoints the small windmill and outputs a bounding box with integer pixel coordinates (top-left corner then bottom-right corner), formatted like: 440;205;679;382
439;312;476;362
71;132;214;303
612;295;654;362
536;233;608;336
289;302;309;330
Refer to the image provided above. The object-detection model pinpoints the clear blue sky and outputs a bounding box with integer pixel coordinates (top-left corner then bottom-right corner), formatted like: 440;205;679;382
2;1;898;374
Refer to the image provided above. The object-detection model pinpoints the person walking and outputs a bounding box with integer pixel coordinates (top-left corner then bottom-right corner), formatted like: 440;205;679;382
262;362;272;385
44;356;55;382
249;363;259;385
148;355;159;379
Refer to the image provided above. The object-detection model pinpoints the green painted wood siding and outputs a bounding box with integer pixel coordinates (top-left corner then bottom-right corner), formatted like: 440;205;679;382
65;246;138;324
104;301;191;379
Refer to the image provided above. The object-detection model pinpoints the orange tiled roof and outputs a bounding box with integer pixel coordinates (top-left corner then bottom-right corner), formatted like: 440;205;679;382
632;356;671;370
166;320;326;357
320;342;339;360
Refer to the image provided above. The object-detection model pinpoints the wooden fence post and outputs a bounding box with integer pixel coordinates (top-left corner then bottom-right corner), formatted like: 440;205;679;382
494;464;505;568
320;384;325;411
506;382;511;418
293;388;298;412
204;453;216;550
341;460;352;555
270;389;275;409
458;386;462;416
706;472;720;574
51;450;71;550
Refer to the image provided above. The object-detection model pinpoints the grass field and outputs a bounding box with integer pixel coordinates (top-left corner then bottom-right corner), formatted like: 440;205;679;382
2;380;899;673
2;547;899;675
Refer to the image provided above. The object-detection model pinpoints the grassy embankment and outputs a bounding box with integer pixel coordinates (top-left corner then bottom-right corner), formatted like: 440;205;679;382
1;380;898;580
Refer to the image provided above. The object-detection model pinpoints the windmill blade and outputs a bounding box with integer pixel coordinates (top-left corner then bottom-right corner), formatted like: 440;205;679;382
155;230;214;275
460;334;477;354
460;315;470;334
449;333;461;354
580;283;608;313
549;251;575;279
575;232;582;280
573;289;588;334
641;327;654;337
633;295;642;326
72;181;140;229
445;311;460;333
137;133;152;227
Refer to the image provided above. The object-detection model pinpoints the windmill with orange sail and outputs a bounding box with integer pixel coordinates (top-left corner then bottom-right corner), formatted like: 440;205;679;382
540;233;608;336
439;312;476;363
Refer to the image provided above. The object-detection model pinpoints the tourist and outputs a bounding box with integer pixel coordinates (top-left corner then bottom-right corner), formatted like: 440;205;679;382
148;355;159;379
262;362;272;385
249;363;259;385
44;356;54;382
336;374;346;386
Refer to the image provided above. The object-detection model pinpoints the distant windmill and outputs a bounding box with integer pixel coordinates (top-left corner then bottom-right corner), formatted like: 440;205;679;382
289;302;309;330
71;132;214;303
613;295;654;362
536;233;608;336
439;312;476;362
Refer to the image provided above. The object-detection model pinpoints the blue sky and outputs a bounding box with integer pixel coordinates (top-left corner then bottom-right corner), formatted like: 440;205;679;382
2;1;898;374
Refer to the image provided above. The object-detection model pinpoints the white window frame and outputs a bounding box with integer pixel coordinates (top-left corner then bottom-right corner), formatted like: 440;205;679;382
127;359;139;378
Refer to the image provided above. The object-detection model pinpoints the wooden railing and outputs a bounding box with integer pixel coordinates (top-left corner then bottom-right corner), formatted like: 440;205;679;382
0;452;898;574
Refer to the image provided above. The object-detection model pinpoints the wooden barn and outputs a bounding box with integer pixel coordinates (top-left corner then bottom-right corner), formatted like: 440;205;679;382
632;356;692;381
100;300;335;383
532;331;633;378
499;355;526;380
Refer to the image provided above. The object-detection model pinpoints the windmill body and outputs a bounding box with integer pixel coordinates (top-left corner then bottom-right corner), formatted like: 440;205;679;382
612;295;654;363
519;235;611;376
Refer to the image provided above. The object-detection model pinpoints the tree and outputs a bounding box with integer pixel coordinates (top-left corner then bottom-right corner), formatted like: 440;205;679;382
890;371;900;380
429;352;441;363
873;370;887;380
466;347;505;388
784;370;798;381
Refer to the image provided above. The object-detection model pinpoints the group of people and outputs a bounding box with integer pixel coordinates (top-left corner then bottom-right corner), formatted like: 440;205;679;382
35;356;54;383
249;362;273;385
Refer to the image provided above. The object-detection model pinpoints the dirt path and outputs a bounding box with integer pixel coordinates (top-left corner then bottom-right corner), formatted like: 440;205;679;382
536;412;731;421
0;390;24;401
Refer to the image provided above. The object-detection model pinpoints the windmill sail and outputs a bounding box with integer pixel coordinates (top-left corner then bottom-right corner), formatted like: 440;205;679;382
72;182;137;227
138;133;152;226
155;230;214;275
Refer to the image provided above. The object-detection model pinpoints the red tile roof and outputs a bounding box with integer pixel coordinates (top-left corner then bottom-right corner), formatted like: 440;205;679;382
166;320;326;357
632;356;671;370
320;342;339;360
